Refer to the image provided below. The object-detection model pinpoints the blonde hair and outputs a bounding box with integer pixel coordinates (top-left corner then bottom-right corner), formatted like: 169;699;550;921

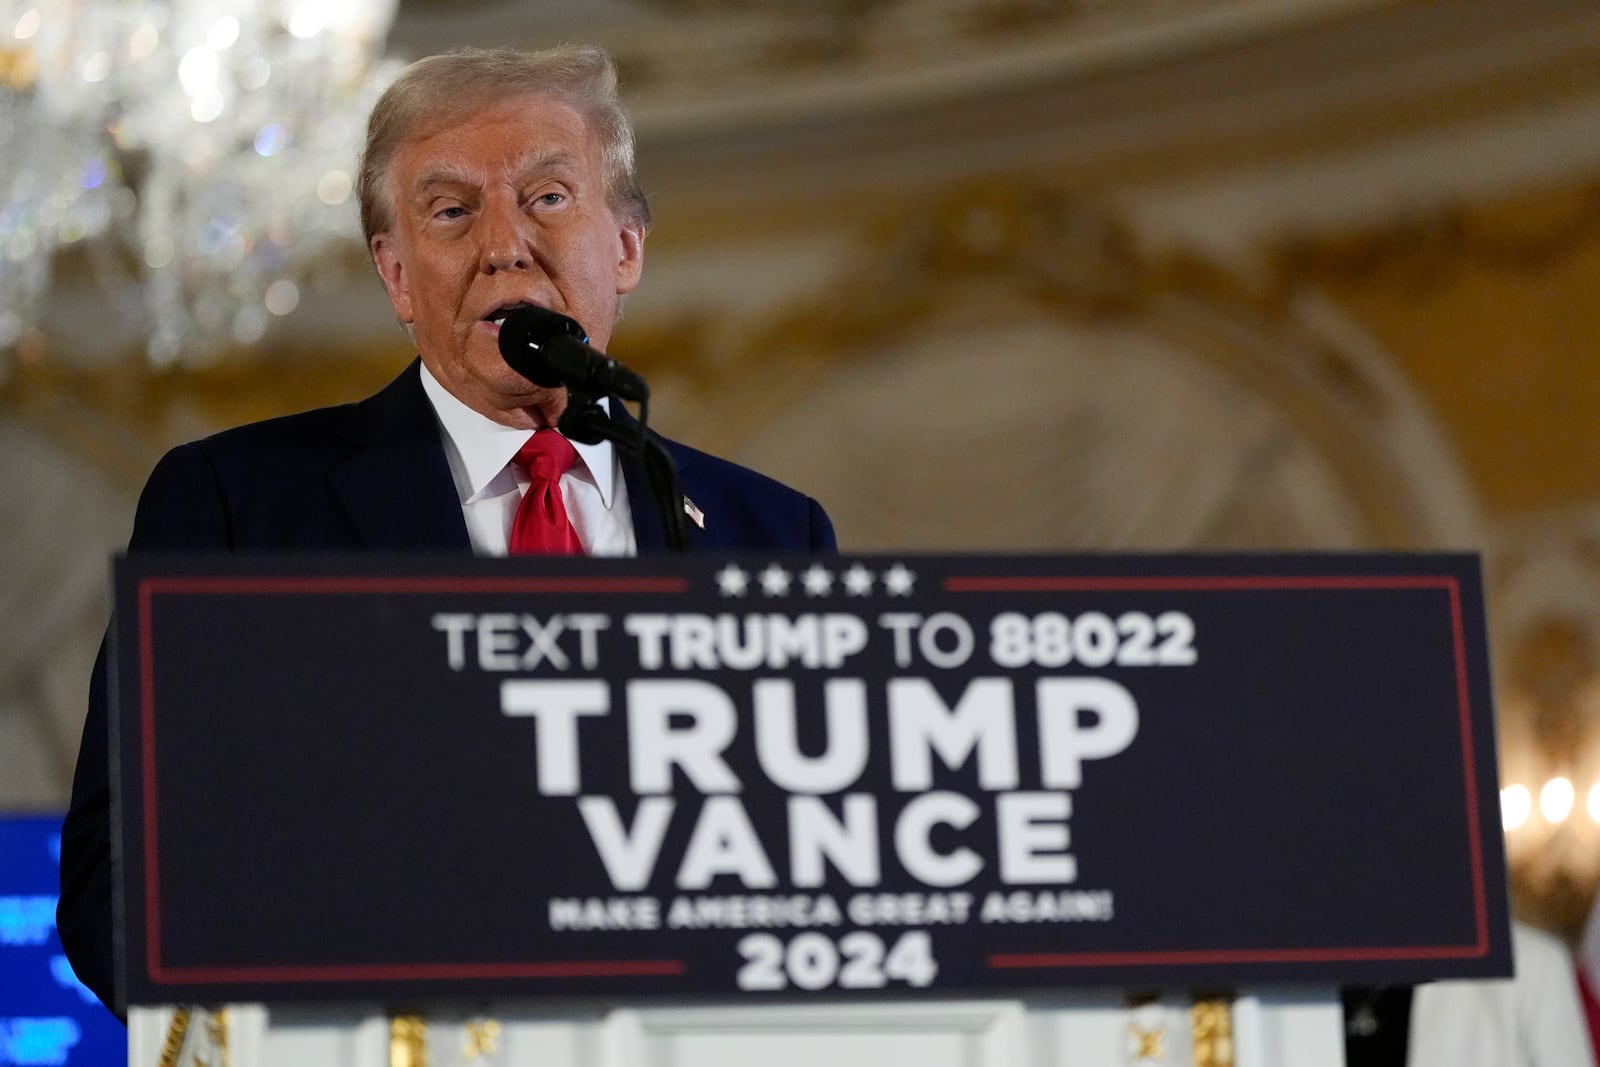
356;44;651;247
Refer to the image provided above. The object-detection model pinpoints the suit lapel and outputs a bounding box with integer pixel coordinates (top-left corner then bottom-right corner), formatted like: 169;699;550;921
329;360;473;551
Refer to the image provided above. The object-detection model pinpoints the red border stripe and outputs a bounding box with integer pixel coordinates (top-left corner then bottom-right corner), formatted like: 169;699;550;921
152;959;686;984
944;575;1456;593
990;944;1486;969
143;576;689;596
138;583;162;974
1449;579;1491;953
135;569;1493;985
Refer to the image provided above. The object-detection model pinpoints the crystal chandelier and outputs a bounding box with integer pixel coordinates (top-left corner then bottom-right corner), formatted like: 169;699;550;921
0;0;402;369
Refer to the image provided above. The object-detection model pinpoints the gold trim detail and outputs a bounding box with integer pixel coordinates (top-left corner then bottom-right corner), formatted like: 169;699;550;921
205;1007;230;1067
1128;1022;1166;1061
463;1018;501;1061
1190;997;1234;1067
390;1014;429;1067
1124;996;1168;1064
155;1007;230;1067
156;1008;193;1067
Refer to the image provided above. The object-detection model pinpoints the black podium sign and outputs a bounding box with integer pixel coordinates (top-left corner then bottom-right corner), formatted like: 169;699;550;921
112;552;1510;1005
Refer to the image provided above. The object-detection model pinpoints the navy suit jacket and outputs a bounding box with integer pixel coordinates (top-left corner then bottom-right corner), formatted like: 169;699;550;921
58;360;835;1015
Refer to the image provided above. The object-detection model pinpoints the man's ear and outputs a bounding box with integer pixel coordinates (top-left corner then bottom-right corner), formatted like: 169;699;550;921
614;224;645;295
370;234;415;323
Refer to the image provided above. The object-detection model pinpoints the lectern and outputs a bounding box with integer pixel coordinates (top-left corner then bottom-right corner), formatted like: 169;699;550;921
111;552;1510;1066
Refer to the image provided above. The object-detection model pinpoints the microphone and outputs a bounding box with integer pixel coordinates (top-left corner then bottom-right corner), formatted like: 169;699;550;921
497;305;649;403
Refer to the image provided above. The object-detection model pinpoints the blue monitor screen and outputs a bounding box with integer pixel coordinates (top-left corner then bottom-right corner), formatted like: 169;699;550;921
0;813;126;1065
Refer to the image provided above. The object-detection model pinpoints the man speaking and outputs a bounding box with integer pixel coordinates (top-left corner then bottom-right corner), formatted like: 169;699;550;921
57;43;836;1017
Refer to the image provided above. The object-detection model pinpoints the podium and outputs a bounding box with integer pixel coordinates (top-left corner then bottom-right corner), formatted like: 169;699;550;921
110;552;1510;1066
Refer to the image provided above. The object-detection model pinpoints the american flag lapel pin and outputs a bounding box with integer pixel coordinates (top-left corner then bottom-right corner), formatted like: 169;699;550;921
683;495;705;529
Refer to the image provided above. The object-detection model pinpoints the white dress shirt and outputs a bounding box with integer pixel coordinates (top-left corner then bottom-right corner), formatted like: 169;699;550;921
418;363;636;557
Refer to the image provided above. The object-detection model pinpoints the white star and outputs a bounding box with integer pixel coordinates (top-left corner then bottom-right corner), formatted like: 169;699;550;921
758;563;793;596
842;564;875;597
801;564;834;597
883;563;916;596
716;563;750;597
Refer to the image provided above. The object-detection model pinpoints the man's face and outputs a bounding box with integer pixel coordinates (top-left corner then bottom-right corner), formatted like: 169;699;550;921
370;93;645;428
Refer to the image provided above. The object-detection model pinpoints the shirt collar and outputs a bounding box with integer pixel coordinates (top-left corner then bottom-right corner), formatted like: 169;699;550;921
418;361;616;506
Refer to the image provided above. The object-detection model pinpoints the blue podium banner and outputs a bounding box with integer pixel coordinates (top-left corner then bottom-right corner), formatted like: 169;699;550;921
0;814;127;1062
112;552;1510;1006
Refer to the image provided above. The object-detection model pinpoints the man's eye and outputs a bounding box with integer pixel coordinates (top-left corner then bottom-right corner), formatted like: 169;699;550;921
534;192;565;207
435;205;468;220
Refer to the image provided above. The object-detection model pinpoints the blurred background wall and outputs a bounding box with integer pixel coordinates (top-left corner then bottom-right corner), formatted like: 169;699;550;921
3;0;1600;947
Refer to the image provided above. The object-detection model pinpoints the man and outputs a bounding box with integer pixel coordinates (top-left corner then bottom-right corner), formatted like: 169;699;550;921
57;43;836;1017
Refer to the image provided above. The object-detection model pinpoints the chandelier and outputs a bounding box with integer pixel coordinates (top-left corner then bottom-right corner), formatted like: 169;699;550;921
0;0;402;370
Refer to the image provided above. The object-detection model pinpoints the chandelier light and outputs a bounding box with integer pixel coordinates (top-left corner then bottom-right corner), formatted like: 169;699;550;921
0;0;402;369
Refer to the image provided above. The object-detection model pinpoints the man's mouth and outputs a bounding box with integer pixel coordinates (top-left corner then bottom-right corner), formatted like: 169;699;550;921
484;301;536;328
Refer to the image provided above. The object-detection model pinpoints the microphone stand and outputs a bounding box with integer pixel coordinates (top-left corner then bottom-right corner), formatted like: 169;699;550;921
559;391;691;553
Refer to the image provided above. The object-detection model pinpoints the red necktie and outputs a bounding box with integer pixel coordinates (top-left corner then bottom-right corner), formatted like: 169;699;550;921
509;432;584;555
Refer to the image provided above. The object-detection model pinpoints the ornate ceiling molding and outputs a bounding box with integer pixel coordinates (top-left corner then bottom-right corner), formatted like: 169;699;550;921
622;178;1481;551
1275;180;1600;289
391;0;1410;133
619;0;1600;255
